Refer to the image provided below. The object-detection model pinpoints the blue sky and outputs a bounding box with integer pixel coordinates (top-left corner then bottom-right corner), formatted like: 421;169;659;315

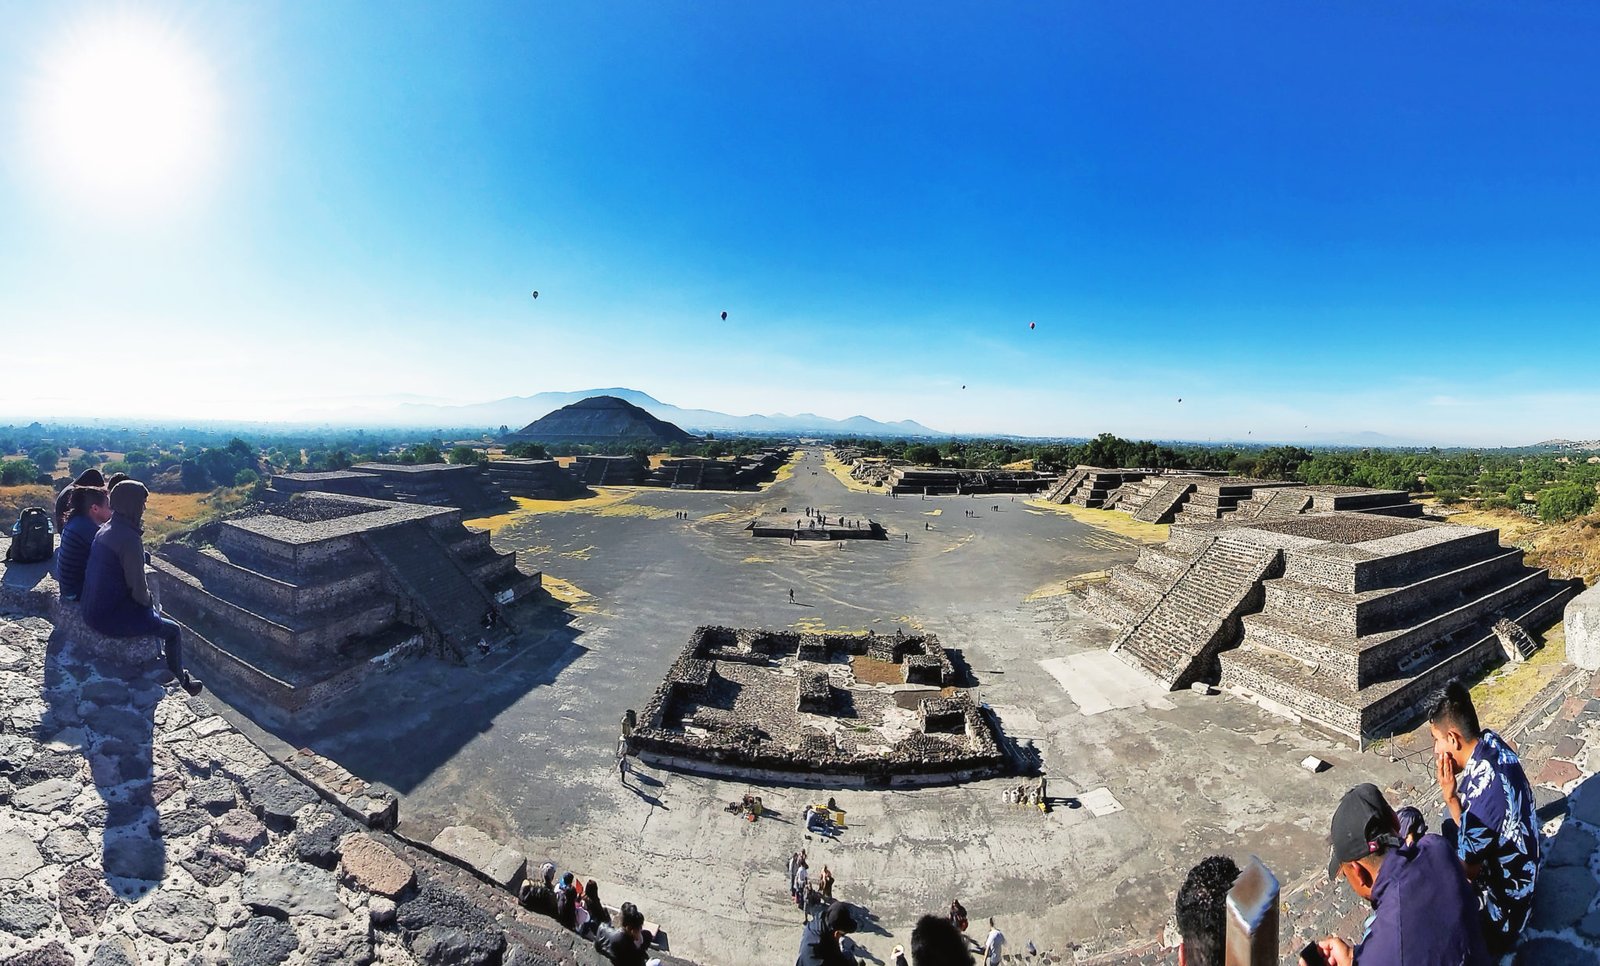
3;2;1598;444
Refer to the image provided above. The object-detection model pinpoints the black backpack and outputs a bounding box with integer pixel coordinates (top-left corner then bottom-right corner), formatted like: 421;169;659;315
6;507;54;564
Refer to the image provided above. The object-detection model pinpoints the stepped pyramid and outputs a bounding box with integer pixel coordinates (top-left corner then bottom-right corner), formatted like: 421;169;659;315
509;395;696;446
1089;513;1578;743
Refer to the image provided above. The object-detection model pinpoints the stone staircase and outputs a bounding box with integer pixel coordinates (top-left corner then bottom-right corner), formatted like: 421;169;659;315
1112;537;1282;688
1132;479;1196;524
1043;467;1089;504
361;527;504;657
1234;488;1312;521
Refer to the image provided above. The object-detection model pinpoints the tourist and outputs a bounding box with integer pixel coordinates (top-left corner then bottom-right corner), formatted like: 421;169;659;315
820;865;835;899
793;854;811;908
519;866;557;916
1430;680;1539;954
55;484;110;601
1305;783;1489;966
796;900;859;966
948;898;969;938
579;879;611;938
981;918;1005;966
892;944;909;966
80;481;203;695
1174;855;1238;966
555;871;579;930
910;914;974;966
593;901;653;966
54;468;105;532
788;850;802;903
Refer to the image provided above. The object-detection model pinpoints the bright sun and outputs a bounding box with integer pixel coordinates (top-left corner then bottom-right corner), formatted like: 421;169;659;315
27;14;218;210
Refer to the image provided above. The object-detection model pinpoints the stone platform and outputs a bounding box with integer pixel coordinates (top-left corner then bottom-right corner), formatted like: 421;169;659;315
627;626;1006;786
1091;513;1579;743
748;516;886;540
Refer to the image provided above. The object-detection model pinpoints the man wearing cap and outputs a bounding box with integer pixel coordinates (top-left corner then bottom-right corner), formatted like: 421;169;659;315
796;901;860;966
1304;783;1488;966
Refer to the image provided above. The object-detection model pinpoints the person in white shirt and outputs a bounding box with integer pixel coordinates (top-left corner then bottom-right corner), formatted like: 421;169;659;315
982;918;1005;966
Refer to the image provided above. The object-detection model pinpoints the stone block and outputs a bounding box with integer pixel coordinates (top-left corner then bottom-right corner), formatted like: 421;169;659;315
430;825;526;889
51;603;164;670
242;864;345;919
1567;583;1600;672
338;832;415;898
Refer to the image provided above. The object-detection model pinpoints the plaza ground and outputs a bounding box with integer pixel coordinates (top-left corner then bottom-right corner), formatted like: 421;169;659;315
219;450;1432;964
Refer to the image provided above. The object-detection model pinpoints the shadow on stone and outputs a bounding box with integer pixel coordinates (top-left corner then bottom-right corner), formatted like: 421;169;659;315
39;614;168;897
1519;772;1600;963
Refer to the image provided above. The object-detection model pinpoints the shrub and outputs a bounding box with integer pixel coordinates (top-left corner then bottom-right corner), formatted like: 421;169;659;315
1537;483;1598;524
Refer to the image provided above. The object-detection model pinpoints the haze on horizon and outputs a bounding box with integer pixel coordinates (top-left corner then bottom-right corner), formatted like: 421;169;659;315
3;2;1599;447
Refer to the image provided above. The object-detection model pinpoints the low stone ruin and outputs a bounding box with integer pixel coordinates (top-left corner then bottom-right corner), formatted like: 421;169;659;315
1086;512;1579;743
643;449;793;490
152;493;539;720
748;514;887;540
348;463;511;513
571;454;649;486
482;457;587;499
627;626;1003;786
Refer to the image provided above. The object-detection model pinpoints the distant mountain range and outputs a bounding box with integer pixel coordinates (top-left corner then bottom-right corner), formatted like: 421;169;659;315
290;388;947;438
1537;438;1600;450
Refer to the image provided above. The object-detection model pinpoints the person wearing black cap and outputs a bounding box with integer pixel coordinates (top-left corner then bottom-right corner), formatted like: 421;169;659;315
80;480;203;695
796;901;859;966
1304;783;1488;966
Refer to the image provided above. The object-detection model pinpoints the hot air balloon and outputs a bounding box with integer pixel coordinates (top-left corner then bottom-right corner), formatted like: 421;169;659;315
1029;321;1036;330
1177;398;1183;403
720;311;728;321
531;291;539;299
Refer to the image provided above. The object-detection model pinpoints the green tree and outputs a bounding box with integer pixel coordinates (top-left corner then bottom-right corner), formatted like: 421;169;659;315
504;441;548;459
233;468;260;487
448;445;485;465
904;444;941;466
0;458;41;485
1536;483;1598;523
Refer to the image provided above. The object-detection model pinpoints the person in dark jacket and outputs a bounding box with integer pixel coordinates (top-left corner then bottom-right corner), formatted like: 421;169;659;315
909;914;974;966
55;468;106;532
56;484;111;599
796;901;859;966
81;481;202;695
1304;783;1489;966
593;901;652;966
579;879;611;938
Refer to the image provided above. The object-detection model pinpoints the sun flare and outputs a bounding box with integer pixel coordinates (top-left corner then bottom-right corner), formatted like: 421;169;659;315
27;14;218;210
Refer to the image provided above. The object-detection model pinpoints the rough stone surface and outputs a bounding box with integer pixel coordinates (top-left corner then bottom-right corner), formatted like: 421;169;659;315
0;894;55;938
1567;584;1600;672
290;804;358;868
180;846;247;888
0;828;46;879
226;915;300;966
408;925;505;966
11;776;79;813
369;897;397;926
132;890;216;942
242;864;345;919
87;937;138;966
244;765;319;829
103;833;165;881
431;825;526;888
189;775;238;813
0;943;76;966
57;865;116;937
214;807;270;852
339;832;416;898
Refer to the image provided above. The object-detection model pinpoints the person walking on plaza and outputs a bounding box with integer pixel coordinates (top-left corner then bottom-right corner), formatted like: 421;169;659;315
981;918;1005;966
1430;680;1539;954
787;851;801;903
793;853;810;910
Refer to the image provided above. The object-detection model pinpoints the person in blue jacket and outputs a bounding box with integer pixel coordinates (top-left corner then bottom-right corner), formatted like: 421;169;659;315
55;484;111;599
81;480;202;695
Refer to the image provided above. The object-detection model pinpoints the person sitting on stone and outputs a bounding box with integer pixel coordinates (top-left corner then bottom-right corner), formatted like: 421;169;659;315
1304;783;1489;966
579;879;611;938
554;871;579;930
1430;679;1539;955
81;480;203;695
55;484;110;601
1174;855;1238;966
593;901;653;966
54;467;106;532
909;914;974;966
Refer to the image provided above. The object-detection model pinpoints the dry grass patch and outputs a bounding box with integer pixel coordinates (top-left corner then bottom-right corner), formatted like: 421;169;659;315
0;485;56;521
822;451;882;494
143;489;252;546
1433;505;1600;583
1023;499;1169;545
850;655;904;686
1471;623;1573;731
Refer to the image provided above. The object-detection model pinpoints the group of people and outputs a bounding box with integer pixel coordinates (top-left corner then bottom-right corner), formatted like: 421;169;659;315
518;863;657;966
52;469;202;695
1175;680;1539;966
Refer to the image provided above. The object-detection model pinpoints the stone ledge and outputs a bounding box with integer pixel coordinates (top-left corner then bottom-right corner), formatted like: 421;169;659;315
431;825;528;890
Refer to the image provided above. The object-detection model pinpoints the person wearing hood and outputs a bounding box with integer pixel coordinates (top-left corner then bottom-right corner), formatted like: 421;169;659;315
81;480;202;695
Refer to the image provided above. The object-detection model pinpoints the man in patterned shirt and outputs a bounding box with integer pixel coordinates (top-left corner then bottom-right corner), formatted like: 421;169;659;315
1431;679;1539;955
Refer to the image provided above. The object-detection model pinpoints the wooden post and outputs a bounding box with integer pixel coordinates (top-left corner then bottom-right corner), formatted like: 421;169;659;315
1225;855;1279;966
